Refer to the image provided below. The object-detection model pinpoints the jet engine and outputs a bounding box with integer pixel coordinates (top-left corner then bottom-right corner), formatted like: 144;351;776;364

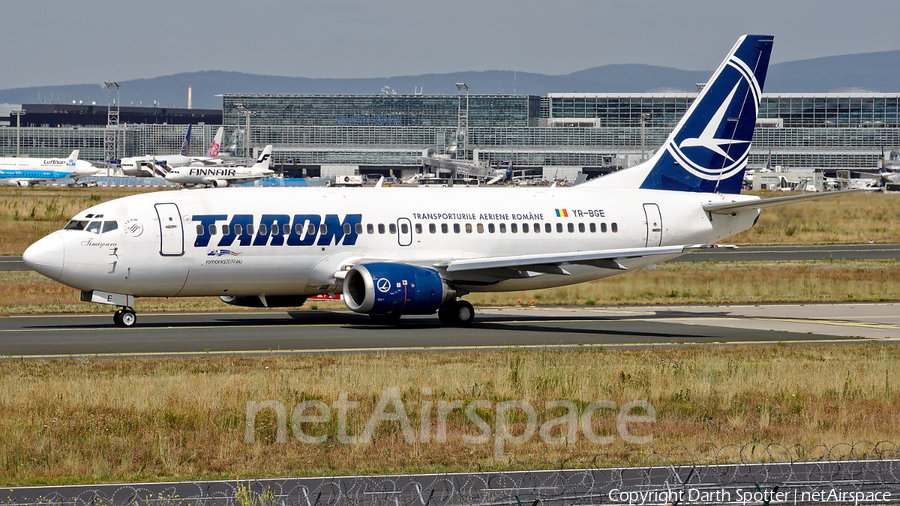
210;180;230;188
219;295;307;308
343;263;453;315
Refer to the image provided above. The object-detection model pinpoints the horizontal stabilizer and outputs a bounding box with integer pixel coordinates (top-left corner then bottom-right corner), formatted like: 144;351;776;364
703;189;866;215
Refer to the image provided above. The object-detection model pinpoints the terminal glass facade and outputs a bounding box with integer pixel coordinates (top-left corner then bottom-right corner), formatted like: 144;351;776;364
3;93;899;173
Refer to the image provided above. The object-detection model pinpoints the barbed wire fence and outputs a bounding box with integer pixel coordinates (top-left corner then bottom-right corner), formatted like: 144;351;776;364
4;441;900;506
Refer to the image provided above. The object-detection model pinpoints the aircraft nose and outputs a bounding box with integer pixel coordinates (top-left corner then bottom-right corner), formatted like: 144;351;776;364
23;232;65;281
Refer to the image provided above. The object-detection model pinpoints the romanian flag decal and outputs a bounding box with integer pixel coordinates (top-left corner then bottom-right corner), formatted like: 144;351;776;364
555;209;569;217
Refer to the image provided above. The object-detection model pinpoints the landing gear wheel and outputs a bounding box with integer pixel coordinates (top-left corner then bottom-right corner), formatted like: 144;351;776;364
439;300;475;326
369;313;402;325
113;307;137;328
451;300;475;326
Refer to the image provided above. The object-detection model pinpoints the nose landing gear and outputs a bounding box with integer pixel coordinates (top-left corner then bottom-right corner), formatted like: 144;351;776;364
113;307;137;328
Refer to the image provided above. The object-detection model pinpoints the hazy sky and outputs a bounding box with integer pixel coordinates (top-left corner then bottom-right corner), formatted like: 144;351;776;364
3;0;899;90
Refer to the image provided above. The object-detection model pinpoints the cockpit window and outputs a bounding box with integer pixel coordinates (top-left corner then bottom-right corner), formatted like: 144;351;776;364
85;221;102;234
64;220;89;231
102;221;118;233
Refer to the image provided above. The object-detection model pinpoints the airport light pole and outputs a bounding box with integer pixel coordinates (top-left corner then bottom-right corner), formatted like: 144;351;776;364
455;83;469;163
234;104;255;166
11;109;24;157
641;113;651;162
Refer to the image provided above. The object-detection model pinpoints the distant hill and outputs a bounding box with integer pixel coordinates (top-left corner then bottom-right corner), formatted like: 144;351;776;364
1;50;899;110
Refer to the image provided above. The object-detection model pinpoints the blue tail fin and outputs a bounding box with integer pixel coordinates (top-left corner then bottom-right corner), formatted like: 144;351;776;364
589;35;773;194
181;124;192;157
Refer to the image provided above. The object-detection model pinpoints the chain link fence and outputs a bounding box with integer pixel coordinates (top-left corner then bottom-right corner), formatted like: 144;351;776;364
4;441;900;506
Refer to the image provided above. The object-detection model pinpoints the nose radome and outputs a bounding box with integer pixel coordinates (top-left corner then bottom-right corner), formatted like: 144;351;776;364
23;232;65;281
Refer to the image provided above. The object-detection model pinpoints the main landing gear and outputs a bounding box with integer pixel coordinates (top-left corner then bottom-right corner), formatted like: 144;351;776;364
366;299;475;326
438;299;475;326
113;307;137;328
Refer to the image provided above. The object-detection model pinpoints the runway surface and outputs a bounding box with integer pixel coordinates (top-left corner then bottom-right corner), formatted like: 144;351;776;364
1;303;897;358
3;243;899;271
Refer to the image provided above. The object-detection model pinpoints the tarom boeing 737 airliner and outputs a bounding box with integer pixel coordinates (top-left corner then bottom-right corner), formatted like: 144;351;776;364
23;35;859;327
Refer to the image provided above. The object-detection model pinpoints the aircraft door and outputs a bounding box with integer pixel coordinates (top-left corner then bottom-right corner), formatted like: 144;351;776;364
397;217;413;247
643;203;663;247
155;203;185;256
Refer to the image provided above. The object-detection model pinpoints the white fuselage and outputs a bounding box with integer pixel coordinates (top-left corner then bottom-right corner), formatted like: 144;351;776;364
26;186;759;299
164;165;272;187
120;155;224;177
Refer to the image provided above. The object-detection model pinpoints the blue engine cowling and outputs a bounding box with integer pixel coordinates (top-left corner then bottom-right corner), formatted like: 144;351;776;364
343;263;452;315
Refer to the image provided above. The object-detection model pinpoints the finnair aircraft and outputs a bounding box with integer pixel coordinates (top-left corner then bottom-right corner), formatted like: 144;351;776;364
0;150;97;187
120;125;225;177
164;145;274;187
23;35;857;328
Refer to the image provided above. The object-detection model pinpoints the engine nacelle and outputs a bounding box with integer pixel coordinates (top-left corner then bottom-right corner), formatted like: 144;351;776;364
343;263;452;315
219;295;307;308
211;179;230;188
15;180;32;187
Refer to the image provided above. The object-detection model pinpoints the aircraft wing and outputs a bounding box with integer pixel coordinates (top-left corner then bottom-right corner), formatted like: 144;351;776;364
188;158;222;165
440;244;711;277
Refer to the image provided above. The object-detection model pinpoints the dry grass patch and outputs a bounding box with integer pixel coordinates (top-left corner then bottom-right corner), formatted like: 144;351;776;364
0;345;897;485
0;189;898;256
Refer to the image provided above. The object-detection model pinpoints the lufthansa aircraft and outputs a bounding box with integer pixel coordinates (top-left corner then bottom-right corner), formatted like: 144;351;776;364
23;35;857;327
164;145;275;187
0;150;97;187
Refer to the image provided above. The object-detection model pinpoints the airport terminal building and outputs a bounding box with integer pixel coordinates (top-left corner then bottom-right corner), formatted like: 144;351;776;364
2;92;899;180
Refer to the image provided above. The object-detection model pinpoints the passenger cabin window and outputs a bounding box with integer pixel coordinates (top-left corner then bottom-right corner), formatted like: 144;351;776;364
355;223;363;234
389;223;396;234
488;223;495;233
400;223;409;234
510;223;517;233
344;223;352;235
367;224;375;234
441;224;448;234
196;224;204;235
477;224;484;233
415;224;422;234
556;223;563;233
611;223;618;233
465;223;472;233
522;223;529;233
567;223;574;233
235;224;243;235
601;223;607;233
453;224;460;233
499;223;507;233
378;224;385;234
545;223;552;233
247;224;255;236
589;223;596;233
223;224;231;236
429;223;436;234
534;223;540;233
259;224;268;236
283;224;291;235
578;223;585;233
308;224;317;236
